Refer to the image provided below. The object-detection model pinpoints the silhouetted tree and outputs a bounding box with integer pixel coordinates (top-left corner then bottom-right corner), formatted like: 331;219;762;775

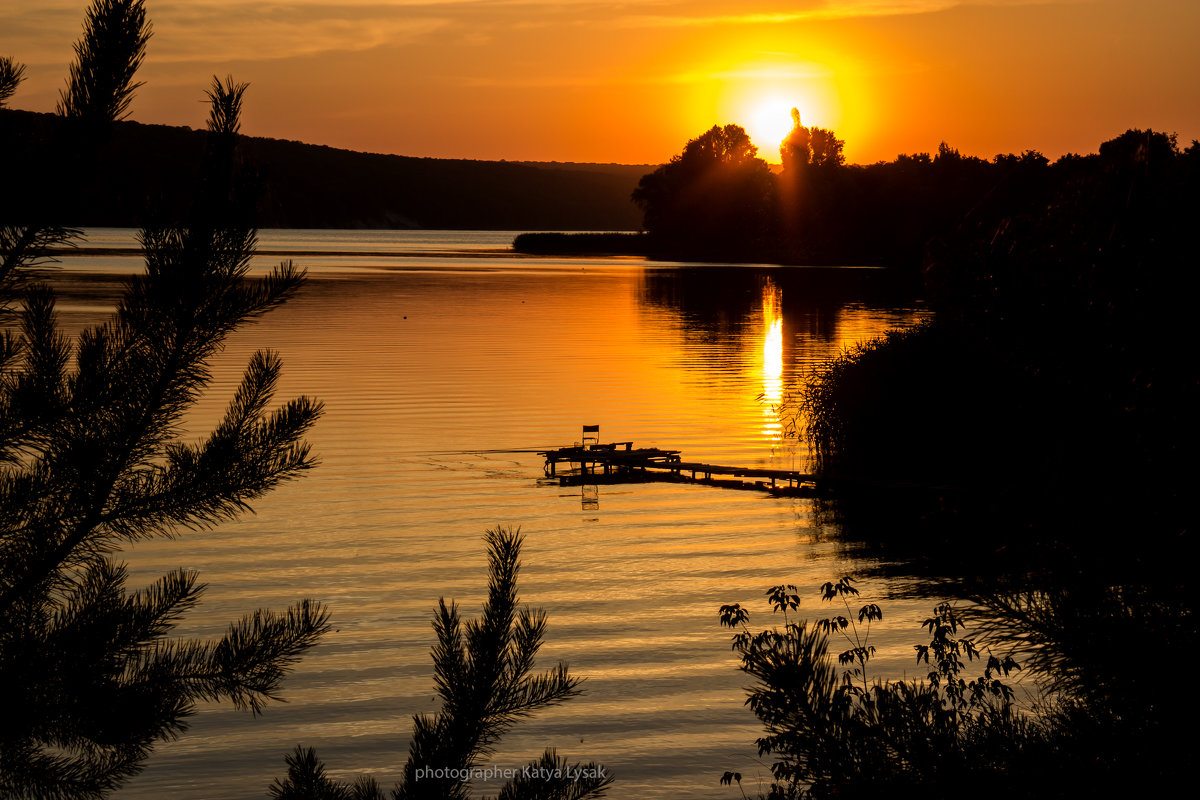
0;110;648;231
796;136;1196;791
777;111;848;263
633;124;776;259
0;3;329;797
780;110;844;171
720;580;1030;800
780;109;810;170
56;0;150;123
0;57;25;107
807;129;844;169
271;526;612;800
2;0;152;261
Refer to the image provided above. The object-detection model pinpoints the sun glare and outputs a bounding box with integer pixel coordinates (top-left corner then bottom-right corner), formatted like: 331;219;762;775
747;100;799;162
708;56;846;163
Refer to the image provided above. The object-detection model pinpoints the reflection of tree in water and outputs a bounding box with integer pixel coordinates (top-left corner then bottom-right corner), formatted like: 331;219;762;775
637;264;922;357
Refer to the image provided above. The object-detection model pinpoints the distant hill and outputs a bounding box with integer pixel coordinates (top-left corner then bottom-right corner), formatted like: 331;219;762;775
0;109;651;230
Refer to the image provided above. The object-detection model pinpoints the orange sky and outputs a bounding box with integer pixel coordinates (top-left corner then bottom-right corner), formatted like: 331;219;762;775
4;0;1198;165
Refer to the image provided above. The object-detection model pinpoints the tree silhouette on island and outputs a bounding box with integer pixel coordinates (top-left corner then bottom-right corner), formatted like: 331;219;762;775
632;123;777;260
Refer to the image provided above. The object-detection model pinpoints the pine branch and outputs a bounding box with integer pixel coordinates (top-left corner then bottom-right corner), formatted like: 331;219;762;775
269;746;356;800
207;599;333;714
1;226;81;294
207;75;248;137
431;599;468;707
492;749;613;800
273;528;609;800
119;568;205;644
56;0;151;123
92;394;322;542
509;607;549;680
492;662;582;719
0;251;314;615
2;5;330;794
0;738;145;800
0;57;26;107
0;286;71;462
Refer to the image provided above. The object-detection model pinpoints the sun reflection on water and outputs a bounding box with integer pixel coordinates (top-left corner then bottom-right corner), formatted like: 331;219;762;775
761;279;784;441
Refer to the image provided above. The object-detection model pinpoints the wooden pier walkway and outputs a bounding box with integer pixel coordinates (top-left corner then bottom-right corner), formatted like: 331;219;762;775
539;438;815;495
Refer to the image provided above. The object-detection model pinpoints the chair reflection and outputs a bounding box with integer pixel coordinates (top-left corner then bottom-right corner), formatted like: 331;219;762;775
581;483;599;511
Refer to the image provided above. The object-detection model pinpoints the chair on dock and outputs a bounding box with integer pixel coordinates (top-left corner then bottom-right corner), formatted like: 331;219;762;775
581;424;600;450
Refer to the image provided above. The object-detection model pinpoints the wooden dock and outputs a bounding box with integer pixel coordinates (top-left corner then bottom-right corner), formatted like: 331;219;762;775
539;440;816;495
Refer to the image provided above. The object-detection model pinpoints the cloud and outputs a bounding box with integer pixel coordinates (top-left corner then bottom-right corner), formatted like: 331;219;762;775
150;8;450;63
457;61;835;89
4;2;462;66
615;0;1091;28
5;0;1094;69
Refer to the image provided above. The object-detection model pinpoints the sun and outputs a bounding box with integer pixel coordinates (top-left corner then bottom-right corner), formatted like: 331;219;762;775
709;57;847;163
745;99;800;163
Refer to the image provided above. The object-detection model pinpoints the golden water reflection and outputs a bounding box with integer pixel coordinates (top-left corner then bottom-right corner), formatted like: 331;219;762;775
761;278;784;442
50;237;938;800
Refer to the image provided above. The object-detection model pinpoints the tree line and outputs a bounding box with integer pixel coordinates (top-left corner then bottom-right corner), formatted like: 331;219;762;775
632;114;1197;272
765;107;1197;799
0;111;646;232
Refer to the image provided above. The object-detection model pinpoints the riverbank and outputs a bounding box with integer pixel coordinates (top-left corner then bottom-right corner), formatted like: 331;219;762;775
783;130;1198;796
511;231;647;256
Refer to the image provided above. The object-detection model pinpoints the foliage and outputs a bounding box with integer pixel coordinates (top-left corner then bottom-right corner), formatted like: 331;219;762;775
632;124;777;259
0;111;648;231
781;128;1197;795
634;116;1062;269
968;579;1195;771
0;3;329;797
719;578;1029;799
270;526;612;800
799;128;1197;559
797;322;978;480
0;57;25;107
780;110;845;171
56;0;151;123
271;748;383;800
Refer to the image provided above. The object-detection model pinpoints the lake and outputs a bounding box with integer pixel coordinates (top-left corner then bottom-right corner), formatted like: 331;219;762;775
44;229;934;799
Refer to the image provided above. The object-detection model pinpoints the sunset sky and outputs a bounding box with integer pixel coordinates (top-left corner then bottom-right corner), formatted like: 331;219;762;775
4;0;1198;165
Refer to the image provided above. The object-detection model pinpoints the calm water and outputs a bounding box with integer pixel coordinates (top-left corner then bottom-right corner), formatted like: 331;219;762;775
45;230;934;799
